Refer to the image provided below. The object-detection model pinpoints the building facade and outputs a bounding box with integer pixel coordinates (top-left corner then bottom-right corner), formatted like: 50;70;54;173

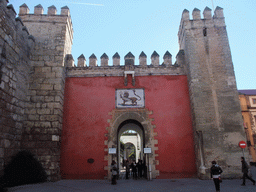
0;0;247;181
238;90;256;162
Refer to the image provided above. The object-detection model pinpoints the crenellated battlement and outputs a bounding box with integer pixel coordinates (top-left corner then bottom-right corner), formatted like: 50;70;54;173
67;50;177;67
18;3;73;68
19;3;70;16
18;4;73;45
180;6;224;22
178;6;225;48
65;50;185;77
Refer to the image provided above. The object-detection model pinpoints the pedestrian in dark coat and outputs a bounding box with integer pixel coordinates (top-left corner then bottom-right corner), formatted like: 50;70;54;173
125;159;130;179
210;161;223;192
111;160;117;185
241;157;255;186
137;159;143;178
131;161;137;179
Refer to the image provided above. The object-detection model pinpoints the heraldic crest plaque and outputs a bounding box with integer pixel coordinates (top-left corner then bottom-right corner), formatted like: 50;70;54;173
116;89;145;108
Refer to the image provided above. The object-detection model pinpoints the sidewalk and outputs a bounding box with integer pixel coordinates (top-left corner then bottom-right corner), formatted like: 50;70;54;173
8;166;256;192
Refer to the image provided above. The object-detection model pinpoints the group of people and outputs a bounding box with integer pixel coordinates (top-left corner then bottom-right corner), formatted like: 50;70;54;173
110;159;146;184
124;159;146;180
112;156;255;189
210;157;255;192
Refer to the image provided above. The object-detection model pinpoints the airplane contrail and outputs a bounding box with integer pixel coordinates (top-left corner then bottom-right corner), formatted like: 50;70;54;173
55;1;104;6
68;2;104;6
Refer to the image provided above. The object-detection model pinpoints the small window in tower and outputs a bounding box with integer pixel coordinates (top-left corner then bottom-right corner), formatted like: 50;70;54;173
203;28;207;36
252;98;256;104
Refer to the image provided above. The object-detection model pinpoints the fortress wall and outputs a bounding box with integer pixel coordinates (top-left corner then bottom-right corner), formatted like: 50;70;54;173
18;4;73;181
0;0;35;174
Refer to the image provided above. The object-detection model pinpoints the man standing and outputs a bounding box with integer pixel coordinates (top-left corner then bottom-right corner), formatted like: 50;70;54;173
241;157;255;186
210;161;223;192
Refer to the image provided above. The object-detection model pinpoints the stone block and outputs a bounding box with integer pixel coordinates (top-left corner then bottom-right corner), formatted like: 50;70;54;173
37;108;51;115
53;109;62;115
28;115;40;121
25;108;37;114
30;83;41;89
42;67;51;73
54;84;62;91
40;115;60;122
23;141;36;148
45;72;56;78
37;149;51;156
55;96;63;103
47;103;62;109
45;96;55;102
35;91;49;96
41;84;54;90
55;72;64;78
31;96;44;102
40;135;49;141
52;122;61;128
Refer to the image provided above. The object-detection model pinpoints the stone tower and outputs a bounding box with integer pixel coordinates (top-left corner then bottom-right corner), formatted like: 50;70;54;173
18;4;73;180
178;7;246;178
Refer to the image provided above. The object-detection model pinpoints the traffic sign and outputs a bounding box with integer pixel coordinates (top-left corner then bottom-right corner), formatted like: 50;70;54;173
239;141;247;149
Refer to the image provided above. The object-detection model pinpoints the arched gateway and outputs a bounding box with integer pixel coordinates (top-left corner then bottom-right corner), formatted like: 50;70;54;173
118;120;144;165
106;109;158;179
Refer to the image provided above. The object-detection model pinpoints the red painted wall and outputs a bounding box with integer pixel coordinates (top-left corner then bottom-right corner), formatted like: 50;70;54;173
60;75;197;179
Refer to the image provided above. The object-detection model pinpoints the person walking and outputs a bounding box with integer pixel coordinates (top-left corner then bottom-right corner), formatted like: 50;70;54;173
131;161;137;179
241;157;255;186
125;159;130;179
210;161;223;192
137;159;143;179
111;160;118;185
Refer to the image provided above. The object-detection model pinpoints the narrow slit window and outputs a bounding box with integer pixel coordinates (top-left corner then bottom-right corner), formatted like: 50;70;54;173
203;28;207;36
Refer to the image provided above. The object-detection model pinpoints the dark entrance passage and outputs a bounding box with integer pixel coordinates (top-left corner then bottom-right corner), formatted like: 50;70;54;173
117;120;147;180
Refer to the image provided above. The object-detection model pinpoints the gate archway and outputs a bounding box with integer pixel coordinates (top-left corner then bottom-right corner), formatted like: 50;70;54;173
105;109;158;179
118;120;144;168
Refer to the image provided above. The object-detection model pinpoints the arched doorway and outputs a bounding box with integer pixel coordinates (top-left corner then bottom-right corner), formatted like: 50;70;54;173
105;109;158;180
117;120;144;169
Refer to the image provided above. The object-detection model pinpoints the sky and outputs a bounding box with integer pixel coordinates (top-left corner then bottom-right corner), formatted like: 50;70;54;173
10;0;255;89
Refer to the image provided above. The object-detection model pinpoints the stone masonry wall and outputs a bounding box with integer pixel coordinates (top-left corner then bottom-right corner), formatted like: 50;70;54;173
18;4;73;181
178;7;247;179
0;0;34;175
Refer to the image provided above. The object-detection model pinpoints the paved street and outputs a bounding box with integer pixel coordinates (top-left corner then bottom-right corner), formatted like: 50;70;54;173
8;166;256;192
8;178;256;192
